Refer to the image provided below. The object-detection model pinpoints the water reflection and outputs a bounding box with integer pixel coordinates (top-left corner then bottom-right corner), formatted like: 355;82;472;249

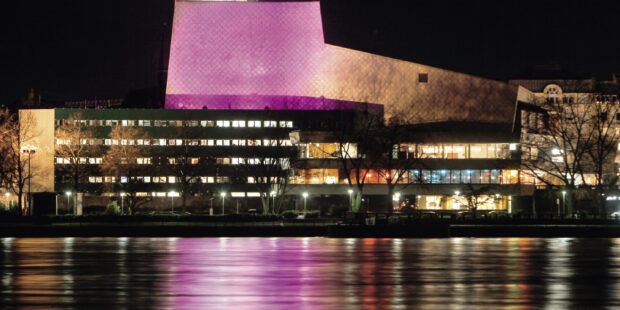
1;237;620;309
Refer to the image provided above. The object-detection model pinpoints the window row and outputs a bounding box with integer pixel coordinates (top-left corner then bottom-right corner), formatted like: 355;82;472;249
58;119;294;128
56;157;103;165
399;143;514;159
57;138;292;147
216;158;289;167
298;143;357;159
88;176;230;184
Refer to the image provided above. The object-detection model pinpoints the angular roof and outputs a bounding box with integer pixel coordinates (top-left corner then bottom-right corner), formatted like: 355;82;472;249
166;0;519;124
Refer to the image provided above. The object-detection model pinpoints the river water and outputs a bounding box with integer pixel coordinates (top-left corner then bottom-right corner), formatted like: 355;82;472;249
1;237;619;309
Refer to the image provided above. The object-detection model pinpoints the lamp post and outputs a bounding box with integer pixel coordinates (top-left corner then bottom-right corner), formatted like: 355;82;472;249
22;148;36;215
170;191;175;214
270;191;276;213
66;191;72;214
4;192;9;210
393;192;401;212
120;192;125;215
302;192;308;213
454;191;460;210
561;190;567;218
347;189;353;210
221;192;226;215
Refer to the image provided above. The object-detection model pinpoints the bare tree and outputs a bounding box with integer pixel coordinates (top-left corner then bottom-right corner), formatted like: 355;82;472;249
333;111;385;212
55;112;99;212
237;145;297;214
166;126;215;213
102;126;152;215
373;120;426;212
520;89;620;217
454;184;501;216
0;111;39;214
584;95;620;216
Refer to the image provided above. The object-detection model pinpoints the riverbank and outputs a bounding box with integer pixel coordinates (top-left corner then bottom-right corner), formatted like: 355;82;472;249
3;220;620;237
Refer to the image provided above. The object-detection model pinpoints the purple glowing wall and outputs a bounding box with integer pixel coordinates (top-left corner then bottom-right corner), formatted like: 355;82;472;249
166;1;325;98
165;1;519;125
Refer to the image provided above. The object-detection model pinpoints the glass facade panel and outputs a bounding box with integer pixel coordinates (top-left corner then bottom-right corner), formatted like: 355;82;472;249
444;144;467;159
420;144;442;158
438;170;450;183
451;170;461;184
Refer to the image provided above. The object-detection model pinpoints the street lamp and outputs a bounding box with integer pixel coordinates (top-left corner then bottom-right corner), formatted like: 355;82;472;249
302;192;308;213
4;192;9;210
561;190;567;217
454;191;460;196
66;191;72;214
270;191;276;212
22;148;36;215
120;192;126;215
220;192;226;215
347;189;353;210
169;191;175;214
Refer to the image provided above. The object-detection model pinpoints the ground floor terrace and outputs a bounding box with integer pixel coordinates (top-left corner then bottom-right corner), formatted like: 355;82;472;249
27;183;533;216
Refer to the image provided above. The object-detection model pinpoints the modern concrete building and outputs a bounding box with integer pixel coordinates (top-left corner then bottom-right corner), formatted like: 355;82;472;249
19;1;548;214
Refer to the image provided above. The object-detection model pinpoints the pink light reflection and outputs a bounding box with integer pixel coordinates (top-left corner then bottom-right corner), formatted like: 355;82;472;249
159;238;336;310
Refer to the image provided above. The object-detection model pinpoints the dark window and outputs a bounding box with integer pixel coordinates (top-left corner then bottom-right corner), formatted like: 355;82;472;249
601;113;608;121
418;73;428;83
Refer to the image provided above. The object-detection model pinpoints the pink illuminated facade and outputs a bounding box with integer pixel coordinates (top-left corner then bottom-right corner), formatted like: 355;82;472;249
166;1;522;124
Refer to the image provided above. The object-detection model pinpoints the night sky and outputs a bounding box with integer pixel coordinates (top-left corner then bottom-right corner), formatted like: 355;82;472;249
2;0;619;105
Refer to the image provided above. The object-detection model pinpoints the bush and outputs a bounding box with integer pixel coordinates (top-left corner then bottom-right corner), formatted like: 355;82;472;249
326;204;349;218
304;210;321;219
281;210;299;219
0;201;21;216
104;201;120;215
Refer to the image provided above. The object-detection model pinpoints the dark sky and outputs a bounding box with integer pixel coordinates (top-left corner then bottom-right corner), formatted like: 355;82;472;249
2;0;620;105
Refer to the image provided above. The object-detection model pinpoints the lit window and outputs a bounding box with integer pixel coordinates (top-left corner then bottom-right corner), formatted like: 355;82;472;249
191;158;199;165
509;143;517;151
248;177;255;183
279;121;286;128
121;176;128;183
144;176;151;183
217;120;230;127
287;121;293;128
159;139;166;146
122;120;128;126
168;176;176;183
